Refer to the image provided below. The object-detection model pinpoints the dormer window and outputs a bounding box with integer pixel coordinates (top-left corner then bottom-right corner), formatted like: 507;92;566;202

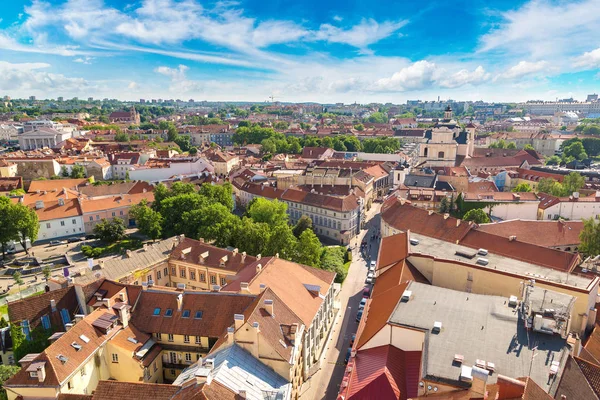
165;309;173;317
153;308;161;316
182;310;190;318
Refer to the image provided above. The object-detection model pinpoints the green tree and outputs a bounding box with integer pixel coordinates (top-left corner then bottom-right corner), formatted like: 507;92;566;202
232;217;270;256
354;123;365;131
537;178;565;196
8;189;25;196
523;144;535;151
0;318;7;329
167;124;178;142
562;140;588;161
13;271;23;298
247;198;288;226
560;126;567;131
70;164;86;178
0;197;18;258
130;200;163;241
0;364;20;400
42;265;52;282
367;112;388;123
293;215;313;238
294;229;322;267
506;142;516;149
580;218;600;257
512;183;532;192
11;203;39;255
114;132;129;142
463;209;490;224
189;147;198;155
320;246;347;283
93;218;126;242
439;197;450;213
563;172;585;194
583;125;600;135
182;203;239;246
60;165;70;177
174;135;191;151
546;155;561;166
261;138;277;153
198;182;234;211
265;224;297;259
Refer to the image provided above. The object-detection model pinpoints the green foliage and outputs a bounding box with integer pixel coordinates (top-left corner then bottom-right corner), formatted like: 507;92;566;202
114;132;130;142
8;189;25;196
538;173;584;197
60;165;70;177
295;229;322;267
362;137;401;153
198;182;234;211
580;218;600;257
523;144;535;151
189;147;198;155
292;215;313;238
545;155;561;166
70;164;86;178
273;121;289;130
488;139;516;149
0;318;7;329
583;125;600;135
93;218;126;242
247;198;288;226
320;246;348;283
130;200;163;241
366;112;388;123
512;183;532;192
81;239;142;258
11;324;52;366
0;362;20;399
563;140;588;161
439;197;451;213
354;123;365;131
563;172;585;194
42;265;52;281
463;209;490;224
174;135;191;151
0;198;38;256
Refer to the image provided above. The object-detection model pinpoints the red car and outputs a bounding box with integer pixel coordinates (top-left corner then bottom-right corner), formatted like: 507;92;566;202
362;287;371;298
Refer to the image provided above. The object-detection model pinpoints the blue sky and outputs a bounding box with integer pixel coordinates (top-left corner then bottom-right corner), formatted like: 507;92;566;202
0;0;599;103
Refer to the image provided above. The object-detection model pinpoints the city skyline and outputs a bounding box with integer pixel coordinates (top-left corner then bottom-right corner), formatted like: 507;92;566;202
1;0;600;103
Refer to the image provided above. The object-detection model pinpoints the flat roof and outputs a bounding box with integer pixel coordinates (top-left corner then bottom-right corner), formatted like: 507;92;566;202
408;233;593;290
389;282;570;392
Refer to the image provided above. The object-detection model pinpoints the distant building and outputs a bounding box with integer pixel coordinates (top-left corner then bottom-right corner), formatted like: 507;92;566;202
109;107;141;125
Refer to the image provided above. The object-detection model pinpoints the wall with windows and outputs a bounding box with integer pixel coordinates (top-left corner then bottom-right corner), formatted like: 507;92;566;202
106;340;153;383
165;260;233;290
83;208;133;233
38;215;85;240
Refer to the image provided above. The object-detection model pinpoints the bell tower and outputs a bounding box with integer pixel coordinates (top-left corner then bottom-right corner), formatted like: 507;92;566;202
444;105;453;120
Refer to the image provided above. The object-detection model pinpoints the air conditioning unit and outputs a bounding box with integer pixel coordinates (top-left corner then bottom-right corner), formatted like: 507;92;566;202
476;258;489;266
477;248;488;256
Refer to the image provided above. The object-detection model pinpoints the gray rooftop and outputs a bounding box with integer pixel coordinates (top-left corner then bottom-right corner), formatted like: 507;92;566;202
73;237;176;284
174;344;290;400
408;232;592;289
389;282;569;392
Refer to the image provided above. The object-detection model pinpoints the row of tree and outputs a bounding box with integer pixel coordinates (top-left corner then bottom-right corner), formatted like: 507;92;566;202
130;182;347;281
0;197;39;258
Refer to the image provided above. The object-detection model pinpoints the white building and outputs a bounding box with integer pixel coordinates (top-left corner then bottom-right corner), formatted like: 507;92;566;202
538;192;600;220
31;198;85;240
128;157;214;182
462;192;540;221
18;128;73;150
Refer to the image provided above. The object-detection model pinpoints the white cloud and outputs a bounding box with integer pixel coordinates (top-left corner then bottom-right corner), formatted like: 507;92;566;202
480;0;600;59
315;18;407;48
0;32;87;56
333;15;343;22
128;81;138;89
0;60;89;93
155;64;189;80
496;60;548;80
73;56;94;64
438;66;490;88
374;60;438;91
574;48;600;69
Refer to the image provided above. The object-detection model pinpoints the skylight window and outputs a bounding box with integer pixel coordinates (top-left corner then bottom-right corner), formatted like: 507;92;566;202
79;335;90;343
195;311;203;319
153;308;161;316
165;309;173;317
71;342;82;351
182;310;190;318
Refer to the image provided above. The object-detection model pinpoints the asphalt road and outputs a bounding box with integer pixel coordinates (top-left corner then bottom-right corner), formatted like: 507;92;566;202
300;203;382;399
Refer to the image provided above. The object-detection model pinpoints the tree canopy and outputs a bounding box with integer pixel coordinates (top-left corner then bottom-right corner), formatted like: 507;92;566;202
580;218;600;257
512;183;532;192
463;209;490;224
94;218;126;242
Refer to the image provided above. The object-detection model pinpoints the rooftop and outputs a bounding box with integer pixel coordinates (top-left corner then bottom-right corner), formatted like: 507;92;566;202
389;282;570;392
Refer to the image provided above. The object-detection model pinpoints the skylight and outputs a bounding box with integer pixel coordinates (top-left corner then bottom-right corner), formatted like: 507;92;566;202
195;311;203;319
182;310;190;318
71;342;82;351
165;309;173;317
79;335;90;343
153;308;161;316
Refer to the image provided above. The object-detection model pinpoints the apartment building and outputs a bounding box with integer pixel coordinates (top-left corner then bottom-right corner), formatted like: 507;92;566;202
538;192;600;220
79;191;154;233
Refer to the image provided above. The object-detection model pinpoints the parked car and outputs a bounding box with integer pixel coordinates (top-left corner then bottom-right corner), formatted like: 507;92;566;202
362;287;371;298
49;240;64;246
356;309;364;323
370;260;376;268
344;347;352;364
67;237;83;243
368;265;375;273
358;298;367;311
349;333;356;347
84;234;97;240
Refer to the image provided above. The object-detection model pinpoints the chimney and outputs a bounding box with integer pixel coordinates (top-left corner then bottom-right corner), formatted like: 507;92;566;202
176;293;183;312
238;390;247;399
194;367;210;385
509;235;517;241
290;323;298;344
99;260;105;269
257;254;261;261
234;314;244;330
220;255;228;266
256;263;262;273
227;326;234;343
126;249;133;258
118;306;129;328
240;282;251;293
241;251;247;263
456;219;461;227
471;366;489;396
65;323;74;331
50;299;57;312
264;299;274;316
444;213;450;219
232;248;238;257
428;210;433;215
143;243;148;252
119;292;127;303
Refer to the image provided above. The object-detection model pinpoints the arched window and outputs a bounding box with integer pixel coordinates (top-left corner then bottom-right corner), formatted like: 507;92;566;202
438;151;445;159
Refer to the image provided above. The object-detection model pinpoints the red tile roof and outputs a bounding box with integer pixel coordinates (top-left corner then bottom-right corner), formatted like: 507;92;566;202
170;238;257;273
477;219;583;248
8;286;78;331
282;187;361;212
377;233;409;270
91;381;181;400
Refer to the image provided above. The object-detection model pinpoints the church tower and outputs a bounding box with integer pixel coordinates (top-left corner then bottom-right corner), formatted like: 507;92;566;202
444;105;453;120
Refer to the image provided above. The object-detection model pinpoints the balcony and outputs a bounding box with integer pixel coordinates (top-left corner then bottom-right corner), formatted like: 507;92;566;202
160;343;211;353
162;362;193;370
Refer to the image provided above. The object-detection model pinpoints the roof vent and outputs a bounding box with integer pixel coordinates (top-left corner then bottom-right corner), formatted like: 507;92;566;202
460;365;473;382
409;238;419;246
58;198;65;206
433;321;442;332
508;235;517;241
401;290;412;302
127;337;138;344
57;354;69;364
79;335;90;343
454;354;464;364
508;296;518;307
477;248;488;256
476;258;489;266
70;342;82;351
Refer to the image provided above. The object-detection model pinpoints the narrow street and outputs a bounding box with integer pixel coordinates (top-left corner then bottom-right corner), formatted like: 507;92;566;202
301;203;382;399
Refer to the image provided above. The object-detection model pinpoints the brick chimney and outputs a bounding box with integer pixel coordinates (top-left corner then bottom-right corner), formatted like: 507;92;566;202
176;293;183;312
234;314;244;330
471;366;489;396
241;251;247;263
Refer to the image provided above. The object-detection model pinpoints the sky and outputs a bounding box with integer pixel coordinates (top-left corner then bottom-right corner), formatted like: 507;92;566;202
0;0;600;103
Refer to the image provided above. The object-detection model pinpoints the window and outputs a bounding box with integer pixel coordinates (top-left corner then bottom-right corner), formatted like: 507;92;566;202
60;221;65;226
170;369;176;376
164;267;168;276
210;276;217;285
195;336;201;344
220;277;227;286
171;267;176;276
72;219;76;225
153;362;157;372
112;212;116;217
68;381;73;390
180;269;186;278
147;274;152;282
182;310;190;318
168;334;174;342
185;353;192;362
112;353;119;363
157;270;162;280
22;320;31;341
46;223;51;229
195;311;203;319
199;273;206;282
41;314;51;330
165;309;173;317
81;366;86;376
155;333;162;341
184;335;190;343
438;151;445;159
120;211;124;216
60;309;71;328
190;271;196;281
89;216;93;222
96;215;100;220
153;308;161;316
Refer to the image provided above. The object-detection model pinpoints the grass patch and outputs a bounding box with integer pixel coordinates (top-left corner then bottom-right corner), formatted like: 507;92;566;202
81;239;142;258
0;303;7;316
